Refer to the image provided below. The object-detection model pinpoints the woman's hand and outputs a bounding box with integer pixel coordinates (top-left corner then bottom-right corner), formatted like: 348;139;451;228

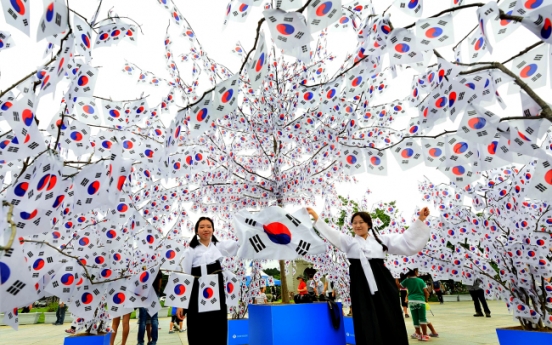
306;207;319;222
418;207;430;222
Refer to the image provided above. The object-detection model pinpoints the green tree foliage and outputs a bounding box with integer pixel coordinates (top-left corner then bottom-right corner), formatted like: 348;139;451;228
264;267;281;280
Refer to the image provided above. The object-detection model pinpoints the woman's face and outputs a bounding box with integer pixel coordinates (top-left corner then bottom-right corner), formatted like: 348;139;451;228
352;215;369;237
197;219;213;243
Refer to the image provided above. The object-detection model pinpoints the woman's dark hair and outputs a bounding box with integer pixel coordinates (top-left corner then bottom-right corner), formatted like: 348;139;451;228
189;217;219;248
351;212;388;252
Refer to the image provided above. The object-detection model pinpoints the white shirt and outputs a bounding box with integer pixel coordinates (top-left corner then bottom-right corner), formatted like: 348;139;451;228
181;239;239;275
314;218;429;294
254;293;267;304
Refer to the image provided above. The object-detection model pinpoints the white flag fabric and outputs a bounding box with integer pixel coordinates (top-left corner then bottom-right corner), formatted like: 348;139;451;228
0;0;31;36
163;272;194;308
340;146;366;175
415;14;455;49
223;271;240;307
306;0;342;32
0;238;37;312
234;206;326;260
388;28;424;66
247;32;268;91
187;98;214;138
2;308;18;330
297;85;320;109
467;27;490;62
421;137;446;167
490;0;520;42
456;104;499;144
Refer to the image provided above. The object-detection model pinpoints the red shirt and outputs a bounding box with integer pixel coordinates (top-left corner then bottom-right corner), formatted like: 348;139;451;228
298;281;307;295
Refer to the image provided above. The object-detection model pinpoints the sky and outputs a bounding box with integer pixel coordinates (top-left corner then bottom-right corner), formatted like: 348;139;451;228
1;0;550;224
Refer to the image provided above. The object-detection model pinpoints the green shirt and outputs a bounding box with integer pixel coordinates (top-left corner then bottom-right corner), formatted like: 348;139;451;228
401;277;426;302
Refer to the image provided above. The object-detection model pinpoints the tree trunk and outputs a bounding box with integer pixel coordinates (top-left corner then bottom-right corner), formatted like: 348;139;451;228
279;259;290;303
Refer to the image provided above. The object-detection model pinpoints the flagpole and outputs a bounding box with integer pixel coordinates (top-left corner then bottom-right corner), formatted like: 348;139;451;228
277;199;290;304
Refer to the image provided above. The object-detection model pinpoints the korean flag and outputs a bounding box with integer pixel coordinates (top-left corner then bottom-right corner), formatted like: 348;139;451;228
69;64;98;97
421;137;446;167
247;32;268;91
0;31;15;52
36;0;68;42
263;8;312;52
227;2;251;24
307;0;342;32
390;139;423;171
74;98;102;125
457;104;499;144
223;271;240;308
198;274;221;313
467;28;490;63
520;5;552;44
444;135;478;166
393;0;423;18
297;85;320;108
415;14;455;49
187;98;214;138
212;74;239;115
388;28;424;66
234;206;327;260
526;159;552;200
163;273;194;309
0;0;31;36
439;163;478;188
489;0;520;42
0;237;37;312
340;146;366;175
365;149;387;176
509;43;548;90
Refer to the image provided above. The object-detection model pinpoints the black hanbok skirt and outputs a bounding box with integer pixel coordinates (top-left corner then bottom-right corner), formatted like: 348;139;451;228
187;261;227;345
349;258;408;345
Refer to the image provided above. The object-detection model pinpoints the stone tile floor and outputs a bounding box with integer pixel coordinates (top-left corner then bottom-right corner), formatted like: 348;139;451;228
0;300;517;345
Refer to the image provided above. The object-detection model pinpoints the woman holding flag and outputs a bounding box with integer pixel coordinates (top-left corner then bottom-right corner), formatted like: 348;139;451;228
306;207;430;345
180;216;239;345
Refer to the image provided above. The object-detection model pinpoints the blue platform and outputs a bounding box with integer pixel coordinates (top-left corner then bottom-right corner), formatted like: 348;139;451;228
249;302;346;345
344;316;355;344
64;333;111;345
228;319;249;345
496;327;552;345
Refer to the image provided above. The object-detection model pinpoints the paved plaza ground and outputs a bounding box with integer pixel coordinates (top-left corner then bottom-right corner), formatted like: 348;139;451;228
0;300;517;345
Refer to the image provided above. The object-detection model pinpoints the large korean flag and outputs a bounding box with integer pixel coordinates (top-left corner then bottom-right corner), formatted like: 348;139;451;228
307;0;342;32
247;32;268;91
526;159;552;201
0;0;30;36
234;207;326;260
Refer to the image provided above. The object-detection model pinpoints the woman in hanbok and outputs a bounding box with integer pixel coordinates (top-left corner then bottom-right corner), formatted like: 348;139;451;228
306;207;430;345
181;217;239;345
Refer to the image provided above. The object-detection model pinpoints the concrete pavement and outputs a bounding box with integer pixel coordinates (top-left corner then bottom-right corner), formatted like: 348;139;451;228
0;300;518;344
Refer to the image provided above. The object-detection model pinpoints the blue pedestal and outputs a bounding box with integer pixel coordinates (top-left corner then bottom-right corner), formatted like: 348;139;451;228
228;319;249;345
64;333;111;345
344;317;355;344
496;327;552;345
249;303;346;345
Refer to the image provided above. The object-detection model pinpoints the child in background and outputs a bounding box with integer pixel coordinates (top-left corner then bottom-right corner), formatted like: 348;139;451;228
401;269;431;341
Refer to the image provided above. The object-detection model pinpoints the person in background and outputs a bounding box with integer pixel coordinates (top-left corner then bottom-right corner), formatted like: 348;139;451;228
316;278;325;301
169;306;186;333
323;275;335;301
433;280;444;304
401;269;431;342
396;276;409;318
110;312;132;345
21;305;32;313
467;278;491;317
295;276;308;304
53;299;67;325
137;270;162;345
307;275;317;301
254;287;268;304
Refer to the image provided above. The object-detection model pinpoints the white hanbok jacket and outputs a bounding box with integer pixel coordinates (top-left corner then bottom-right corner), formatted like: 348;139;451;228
314;218;430;294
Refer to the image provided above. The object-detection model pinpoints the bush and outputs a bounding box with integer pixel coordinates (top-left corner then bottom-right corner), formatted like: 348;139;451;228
46;302;58;312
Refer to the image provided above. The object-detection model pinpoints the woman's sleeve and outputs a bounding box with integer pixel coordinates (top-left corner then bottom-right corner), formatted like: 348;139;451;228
181;247;194;274
218;240;239;257
313;219;351;252
381;219;430;256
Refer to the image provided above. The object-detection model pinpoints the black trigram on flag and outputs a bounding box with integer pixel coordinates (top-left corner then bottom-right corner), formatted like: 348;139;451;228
286;214;301;226
245;218;257;227
211;298;218;304
296;240;311;256
7;280;26;296
249;234;266;253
